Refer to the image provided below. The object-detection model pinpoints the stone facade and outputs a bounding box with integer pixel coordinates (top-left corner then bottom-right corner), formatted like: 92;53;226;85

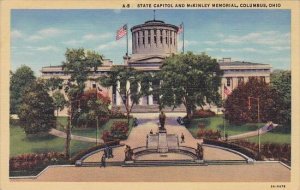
40;19;271;115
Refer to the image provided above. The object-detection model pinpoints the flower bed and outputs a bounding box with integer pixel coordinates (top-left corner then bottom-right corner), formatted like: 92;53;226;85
233;140;291;163
192;109;216;118
9;152;67;176
102;121;129;142
197;129;221;140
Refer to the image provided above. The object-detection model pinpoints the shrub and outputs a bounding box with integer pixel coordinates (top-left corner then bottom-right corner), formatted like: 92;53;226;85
193;109;216;118
197;129;221;140
10;152;66;171
70;140;120;164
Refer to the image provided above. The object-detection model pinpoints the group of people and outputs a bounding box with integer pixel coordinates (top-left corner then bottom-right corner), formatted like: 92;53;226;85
100;145;114;168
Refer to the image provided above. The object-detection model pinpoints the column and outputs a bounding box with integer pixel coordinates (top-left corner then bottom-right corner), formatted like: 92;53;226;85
116;80;121;106
148;82;153;105
126;80;132;106
138;82;143;105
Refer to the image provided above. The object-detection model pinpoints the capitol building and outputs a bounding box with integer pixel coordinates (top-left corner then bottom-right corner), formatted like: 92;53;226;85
41;19;271;114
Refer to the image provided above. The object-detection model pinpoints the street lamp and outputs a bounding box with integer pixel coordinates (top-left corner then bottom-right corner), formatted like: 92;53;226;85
248;96;260;159
221;109;226;140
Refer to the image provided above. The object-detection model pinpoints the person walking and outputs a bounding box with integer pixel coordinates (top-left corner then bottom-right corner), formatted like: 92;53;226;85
100;154;106;168
181;133;185;143
108;147;114;158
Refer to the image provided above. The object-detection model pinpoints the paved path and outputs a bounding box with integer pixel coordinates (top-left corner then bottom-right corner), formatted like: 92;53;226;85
11;163;290;182
83;112;244;163
226;122;278;140
49;128;103;143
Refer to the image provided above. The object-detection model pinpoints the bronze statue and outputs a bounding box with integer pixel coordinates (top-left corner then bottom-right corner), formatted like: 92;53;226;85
159;111;166;130
124;145;133;161
196;143;204;160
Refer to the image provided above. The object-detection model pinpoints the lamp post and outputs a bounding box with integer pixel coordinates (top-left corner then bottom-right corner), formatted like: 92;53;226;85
248;96;260;159
222;109;226;140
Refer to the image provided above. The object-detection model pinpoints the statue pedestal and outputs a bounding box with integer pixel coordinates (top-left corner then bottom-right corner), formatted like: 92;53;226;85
158;132;168;153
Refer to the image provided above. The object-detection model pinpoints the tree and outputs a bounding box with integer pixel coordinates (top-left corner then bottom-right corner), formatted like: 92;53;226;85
157;52;223;118
270;70;291;131
10;65;36;114
99;65;150;126
62;48;103;159
18;80;55;135
52;91;67;117
224;77;281;124
45;77;63;92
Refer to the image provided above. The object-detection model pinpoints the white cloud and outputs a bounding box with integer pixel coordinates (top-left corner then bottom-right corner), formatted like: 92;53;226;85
12;30;23;39
82;33;113;41
96;40;124;51
26;27;69;41
203;31;290;47
36;45;59;52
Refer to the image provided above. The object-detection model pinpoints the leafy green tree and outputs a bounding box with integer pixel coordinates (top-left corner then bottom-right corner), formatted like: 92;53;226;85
62;48;103;159
224;77;281;125
52;91;67;116
99;65;150;125
18;80;55;135
45;77;63;92
157;52;222;118
270;70;291;131
10;65;36;114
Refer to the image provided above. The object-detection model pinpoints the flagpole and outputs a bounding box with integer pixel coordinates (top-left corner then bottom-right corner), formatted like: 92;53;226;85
126;23;128;56
182;22;184;54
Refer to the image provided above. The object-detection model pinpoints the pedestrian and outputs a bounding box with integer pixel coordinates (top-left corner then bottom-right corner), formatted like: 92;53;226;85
104;146;108;158
109;147;114;158
181;133;185;143
150;129;153;134
100;154;106;168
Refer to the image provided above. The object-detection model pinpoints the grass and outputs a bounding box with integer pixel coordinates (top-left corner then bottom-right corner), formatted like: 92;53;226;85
10;125;94;158
59;117;134;139
10;117;134;157
187;115;291;144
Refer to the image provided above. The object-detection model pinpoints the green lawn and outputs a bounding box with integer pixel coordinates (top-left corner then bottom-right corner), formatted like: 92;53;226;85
10;125;94;158
57;117;134;139
10;117;134;157
187;115;290;144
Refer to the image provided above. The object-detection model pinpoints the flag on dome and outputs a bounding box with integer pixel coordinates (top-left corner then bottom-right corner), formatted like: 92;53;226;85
116;24;127;40
178;23;184;34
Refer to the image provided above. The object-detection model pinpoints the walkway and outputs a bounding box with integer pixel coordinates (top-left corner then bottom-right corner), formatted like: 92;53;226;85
83;112;245;163
49;128;102;143
227;122;278;140
11;162;290;182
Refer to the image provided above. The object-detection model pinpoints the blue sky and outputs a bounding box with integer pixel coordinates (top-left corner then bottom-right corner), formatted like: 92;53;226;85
11;9;291;76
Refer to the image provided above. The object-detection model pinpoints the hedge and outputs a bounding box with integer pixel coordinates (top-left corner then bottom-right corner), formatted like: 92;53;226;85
203;138;259;160
70;140;120;164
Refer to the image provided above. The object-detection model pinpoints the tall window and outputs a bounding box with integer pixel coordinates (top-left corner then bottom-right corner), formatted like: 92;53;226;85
226;78;231;87
154;29;157;44
137;32;139;45
148;30;151;44
170;31;172;44
260;76;265;82
142;31;145;45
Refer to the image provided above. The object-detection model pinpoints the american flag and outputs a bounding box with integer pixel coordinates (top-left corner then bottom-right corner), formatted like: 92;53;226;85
177;23;183;34
116;24;127;40
224;85;232;96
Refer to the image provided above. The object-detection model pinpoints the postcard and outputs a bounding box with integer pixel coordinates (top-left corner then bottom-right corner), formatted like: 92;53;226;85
0;0;299;190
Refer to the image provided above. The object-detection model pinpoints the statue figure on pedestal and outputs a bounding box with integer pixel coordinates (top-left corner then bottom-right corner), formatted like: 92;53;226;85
124;145;133;161
159;111;166;130
196;143;204;160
